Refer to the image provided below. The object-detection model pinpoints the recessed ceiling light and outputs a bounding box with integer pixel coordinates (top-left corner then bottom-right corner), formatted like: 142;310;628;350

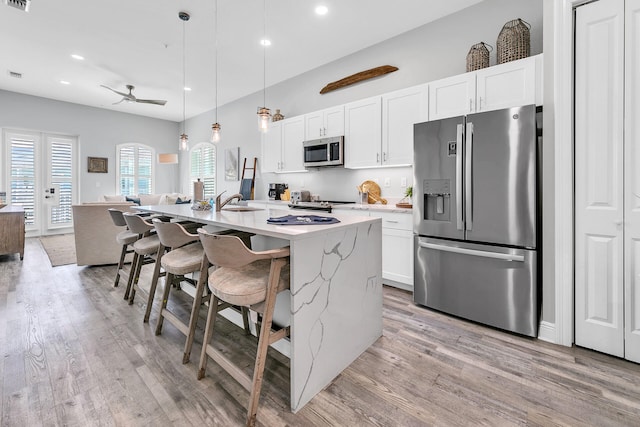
71;54;84;60
260;39;271;46
60;80;70;85
184;87;192;91
315;5;328;15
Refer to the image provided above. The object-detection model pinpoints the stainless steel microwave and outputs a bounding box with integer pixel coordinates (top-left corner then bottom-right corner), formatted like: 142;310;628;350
303;136;344;167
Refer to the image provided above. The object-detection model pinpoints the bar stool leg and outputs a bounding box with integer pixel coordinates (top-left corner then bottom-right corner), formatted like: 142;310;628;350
246;258;285;427
114;243;128;288
128;252;145;305
198;294;220;380
144;245;166;323
183;255;209;364
155;272;175;335
124;251;141;300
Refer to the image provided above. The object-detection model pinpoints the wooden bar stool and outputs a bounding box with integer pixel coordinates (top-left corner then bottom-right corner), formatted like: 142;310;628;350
107;208;138;289
122;213;160;302
197;230;290;427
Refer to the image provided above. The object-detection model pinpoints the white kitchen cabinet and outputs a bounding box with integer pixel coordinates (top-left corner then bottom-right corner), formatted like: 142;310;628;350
304;106;344;139
335;208;414;290
428;54;540;120
261;121;281;173
344;96;382;168
382;84;429;166
261;116;306;173
428;73;476;120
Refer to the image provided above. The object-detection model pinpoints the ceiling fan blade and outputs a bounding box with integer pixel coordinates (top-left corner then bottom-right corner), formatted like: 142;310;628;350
135;99;167;106
112;99;126;105
100;84;129;98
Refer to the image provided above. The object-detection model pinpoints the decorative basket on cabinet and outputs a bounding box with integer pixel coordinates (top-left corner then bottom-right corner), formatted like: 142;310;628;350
466;42;492;72
496;18;531;64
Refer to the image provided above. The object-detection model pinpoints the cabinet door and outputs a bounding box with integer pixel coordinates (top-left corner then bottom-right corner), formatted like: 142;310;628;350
281;116;305;172
304;111;324;139
476;56;536;112
574;0;624;358
370;211;413;289
382;85;428;166
625;0;640;363
261;121;282;173
428;73;475;120
345;97;382;168
323;106;344;137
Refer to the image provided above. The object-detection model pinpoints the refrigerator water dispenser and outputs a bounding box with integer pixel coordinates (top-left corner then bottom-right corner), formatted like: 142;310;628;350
423;179;450;221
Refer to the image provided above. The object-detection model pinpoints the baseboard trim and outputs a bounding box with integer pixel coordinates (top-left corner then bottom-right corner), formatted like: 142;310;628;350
537;320;558;344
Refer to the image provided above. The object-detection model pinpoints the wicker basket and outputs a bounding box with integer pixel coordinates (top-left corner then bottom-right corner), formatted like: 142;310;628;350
496;18;530;64
466;42;492;72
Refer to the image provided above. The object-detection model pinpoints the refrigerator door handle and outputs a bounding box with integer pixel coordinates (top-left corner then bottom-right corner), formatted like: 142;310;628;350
465;121;474;231
456;123;464;230
418;241;525;262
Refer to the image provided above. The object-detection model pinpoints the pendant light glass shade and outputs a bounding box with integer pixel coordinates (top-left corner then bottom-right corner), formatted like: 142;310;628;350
257;107;271;133
210;123;221;143
179;11;190;151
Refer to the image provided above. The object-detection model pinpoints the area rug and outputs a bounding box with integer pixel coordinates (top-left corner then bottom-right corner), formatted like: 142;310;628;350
39;234;77;267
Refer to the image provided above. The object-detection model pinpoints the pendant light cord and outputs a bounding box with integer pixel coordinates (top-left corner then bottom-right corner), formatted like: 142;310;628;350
263;0;266;108
183;17;186;133
215;0;218;122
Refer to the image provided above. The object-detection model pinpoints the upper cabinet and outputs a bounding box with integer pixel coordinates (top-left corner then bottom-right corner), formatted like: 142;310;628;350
382;84;429;166
261;116;306;173
344;96;382;168
304;106;344;139
429;54;542;120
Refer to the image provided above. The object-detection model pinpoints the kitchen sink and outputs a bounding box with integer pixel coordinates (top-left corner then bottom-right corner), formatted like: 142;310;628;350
221;206;264;212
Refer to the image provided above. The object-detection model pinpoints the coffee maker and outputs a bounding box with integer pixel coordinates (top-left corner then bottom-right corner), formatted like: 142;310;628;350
268;183;287;200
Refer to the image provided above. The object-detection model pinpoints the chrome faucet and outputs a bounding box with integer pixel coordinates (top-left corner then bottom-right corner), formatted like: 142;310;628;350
215;191;243;211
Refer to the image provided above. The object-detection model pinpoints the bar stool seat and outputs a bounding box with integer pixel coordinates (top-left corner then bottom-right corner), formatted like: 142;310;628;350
197;230;290;427
161;242;203;275
123;213;160;303
108;208;139;289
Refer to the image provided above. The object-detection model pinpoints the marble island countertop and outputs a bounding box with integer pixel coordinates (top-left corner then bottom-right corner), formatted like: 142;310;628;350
136;203;381;241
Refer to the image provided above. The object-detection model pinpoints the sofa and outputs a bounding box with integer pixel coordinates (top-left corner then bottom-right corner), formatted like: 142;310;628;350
72;202;137;266
99;193;192;205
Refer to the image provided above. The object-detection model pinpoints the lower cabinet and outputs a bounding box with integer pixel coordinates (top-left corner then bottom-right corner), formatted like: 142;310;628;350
337;208;413;291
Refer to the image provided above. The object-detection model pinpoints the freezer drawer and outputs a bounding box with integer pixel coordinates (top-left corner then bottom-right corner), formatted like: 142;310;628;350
414;236;538;337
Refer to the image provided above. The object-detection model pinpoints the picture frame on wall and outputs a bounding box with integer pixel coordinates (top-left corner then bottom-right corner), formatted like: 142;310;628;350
88;156;108;173
225;147;240;181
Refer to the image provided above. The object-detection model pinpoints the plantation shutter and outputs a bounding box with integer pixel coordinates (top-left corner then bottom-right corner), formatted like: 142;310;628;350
10;136;36;225
49;138;73;225
190;143;216;200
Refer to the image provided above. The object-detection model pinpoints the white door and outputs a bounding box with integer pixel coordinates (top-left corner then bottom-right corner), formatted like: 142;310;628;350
3;129;77;236
625;0;640;363
574;0;625;357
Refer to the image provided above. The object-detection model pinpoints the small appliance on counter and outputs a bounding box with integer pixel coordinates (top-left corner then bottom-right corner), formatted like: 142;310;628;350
268;183;288;200
290;190;311;203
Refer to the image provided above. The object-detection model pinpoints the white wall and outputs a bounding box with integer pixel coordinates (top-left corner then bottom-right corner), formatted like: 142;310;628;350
187;0;544;202
0;90;179;202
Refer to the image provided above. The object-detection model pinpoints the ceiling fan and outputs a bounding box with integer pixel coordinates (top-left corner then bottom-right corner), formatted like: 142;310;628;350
101;84;167;106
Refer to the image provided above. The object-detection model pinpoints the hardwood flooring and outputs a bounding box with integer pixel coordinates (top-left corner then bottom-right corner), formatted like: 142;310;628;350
1;238;639;426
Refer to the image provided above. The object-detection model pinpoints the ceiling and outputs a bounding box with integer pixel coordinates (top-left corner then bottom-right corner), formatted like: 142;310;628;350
0;0;483;122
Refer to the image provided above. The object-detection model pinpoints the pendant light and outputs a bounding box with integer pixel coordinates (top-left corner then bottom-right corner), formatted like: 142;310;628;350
257;0;271;132
179;11;190;151
210;0;222;143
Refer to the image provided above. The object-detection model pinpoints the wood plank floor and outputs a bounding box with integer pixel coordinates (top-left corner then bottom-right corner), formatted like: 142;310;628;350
1;238;640;426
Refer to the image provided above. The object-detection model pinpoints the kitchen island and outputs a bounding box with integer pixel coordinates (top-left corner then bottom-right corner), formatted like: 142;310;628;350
136;204;382;412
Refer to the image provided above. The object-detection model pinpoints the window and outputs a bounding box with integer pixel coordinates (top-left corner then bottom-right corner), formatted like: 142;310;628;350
117;143;154;195
48;136;74;225
190;143;216;200
9;135;37;225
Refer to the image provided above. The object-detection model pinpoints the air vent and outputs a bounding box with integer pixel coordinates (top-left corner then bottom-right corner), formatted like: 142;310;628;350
8;71;22;78
5;0;30;12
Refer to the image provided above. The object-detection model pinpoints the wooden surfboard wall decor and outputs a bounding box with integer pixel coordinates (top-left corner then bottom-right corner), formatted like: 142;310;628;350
319;65;399;94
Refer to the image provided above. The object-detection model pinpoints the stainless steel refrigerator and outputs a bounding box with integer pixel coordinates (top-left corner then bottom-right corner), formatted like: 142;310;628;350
413;104;539;337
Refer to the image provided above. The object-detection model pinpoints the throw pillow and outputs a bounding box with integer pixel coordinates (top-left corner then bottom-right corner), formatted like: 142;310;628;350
103;194;126;202
125;196;141;205
176;197;191;204
138;194;162;206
